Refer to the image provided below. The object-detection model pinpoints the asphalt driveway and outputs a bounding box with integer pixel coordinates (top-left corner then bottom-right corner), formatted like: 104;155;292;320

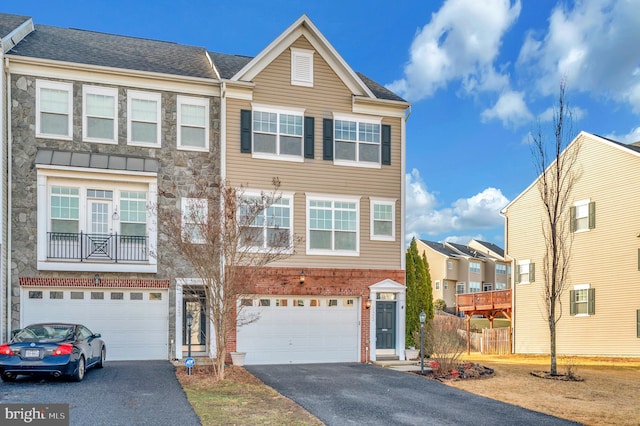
0;361;200;426
247;363;581;426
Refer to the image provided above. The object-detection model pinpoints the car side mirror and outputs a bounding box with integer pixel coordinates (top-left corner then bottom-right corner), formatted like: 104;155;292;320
93;333;101;338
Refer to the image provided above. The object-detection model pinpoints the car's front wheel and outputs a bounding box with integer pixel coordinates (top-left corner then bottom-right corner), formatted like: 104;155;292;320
96;347;106;368
70;356;85;382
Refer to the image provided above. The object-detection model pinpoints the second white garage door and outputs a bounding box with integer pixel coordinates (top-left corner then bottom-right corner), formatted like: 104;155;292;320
21;287;169;361
236;296;360;365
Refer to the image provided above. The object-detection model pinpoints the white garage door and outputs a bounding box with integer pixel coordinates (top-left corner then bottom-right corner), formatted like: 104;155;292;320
236;296;360;365
21;287;169;361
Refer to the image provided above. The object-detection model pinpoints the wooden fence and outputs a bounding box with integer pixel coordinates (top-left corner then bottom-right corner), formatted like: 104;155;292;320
481;327;511;354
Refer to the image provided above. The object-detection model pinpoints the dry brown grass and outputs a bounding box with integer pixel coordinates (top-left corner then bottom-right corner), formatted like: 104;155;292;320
448;354;640;426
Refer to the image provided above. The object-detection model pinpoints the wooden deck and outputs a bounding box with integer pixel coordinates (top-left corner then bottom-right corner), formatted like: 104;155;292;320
456;289;512;318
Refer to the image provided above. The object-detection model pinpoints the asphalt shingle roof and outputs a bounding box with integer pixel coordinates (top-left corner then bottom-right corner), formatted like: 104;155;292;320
421;240;460;257
0;13;29;40
2;13;405;102
472;240;505;258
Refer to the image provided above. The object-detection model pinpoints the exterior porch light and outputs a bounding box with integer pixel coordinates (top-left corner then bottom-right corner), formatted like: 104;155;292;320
186;312;194;361
94;274;101;285
365;297;372;310
299;270;305;285
419;311;426;374
112;207;119;221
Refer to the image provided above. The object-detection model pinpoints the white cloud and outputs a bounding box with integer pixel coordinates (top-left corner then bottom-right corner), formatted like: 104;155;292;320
517;0;640;112
405;169;509;240
605;127;640;144
481;90;533;127
387;0;521;101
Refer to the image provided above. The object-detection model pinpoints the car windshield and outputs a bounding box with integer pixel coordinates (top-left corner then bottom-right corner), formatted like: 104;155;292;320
13;325;75;343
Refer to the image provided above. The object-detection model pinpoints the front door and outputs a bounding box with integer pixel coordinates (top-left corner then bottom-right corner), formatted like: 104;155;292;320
182;290;207;354
376;301;396;350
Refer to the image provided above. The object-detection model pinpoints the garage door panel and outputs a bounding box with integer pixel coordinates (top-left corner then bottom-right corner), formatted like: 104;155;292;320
237;296;359;365
22;288;168;361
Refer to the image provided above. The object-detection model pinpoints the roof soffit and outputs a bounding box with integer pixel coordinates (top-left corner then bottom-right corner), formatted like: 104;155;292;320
231;15;375;98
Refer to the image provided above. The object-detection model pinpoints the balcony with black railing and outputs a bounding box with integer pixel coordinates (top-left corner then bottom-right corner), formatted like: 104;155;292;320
46;232;149;263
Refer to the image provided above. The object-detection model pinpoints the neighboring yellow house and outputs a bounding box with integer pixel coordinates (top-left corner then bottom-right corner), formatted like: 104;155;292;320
417;239;510;313
503;131;640;357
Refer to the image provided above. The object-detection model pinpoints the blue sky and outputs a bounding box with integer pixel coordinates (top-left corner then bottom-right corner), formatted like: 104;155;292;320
5;1;640;248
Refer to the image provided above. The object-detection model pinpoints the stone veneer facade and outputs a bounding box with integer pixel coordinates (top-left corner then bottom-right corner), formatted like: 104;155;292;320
9;73;221;352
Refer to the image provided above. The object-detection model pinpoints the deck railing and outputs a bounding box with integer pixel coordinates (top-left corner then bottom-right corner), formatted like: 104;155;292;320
46;232;148;262
456;289;511;313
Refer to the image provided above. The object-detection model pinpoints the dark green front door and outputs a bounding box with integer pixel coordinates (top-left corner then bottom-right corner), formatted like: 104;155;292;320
376;301;396;349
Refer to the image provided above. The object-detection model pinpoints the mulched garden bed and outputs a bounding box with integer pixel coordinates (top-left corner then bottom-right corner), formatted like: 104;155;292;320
414;362;495;381
530;371;584;381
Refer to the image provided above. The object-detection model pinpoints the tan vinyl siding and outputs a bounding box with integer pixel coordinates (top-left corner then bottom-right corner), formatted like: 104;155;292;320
506;133;640;356
227;36;403;270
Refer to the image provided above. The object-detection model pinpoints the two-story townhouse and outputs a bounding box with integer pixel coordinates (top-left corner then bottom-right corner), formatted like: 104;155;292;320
467;239;511;291
503;131;640;357
1;13;410;364
2;13;222;360
219;15;410;364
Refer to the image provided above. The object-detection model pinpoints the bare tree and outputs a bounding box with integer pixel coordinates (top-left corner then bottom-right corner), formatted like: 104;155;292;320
157;177;297;380
530;81;581;375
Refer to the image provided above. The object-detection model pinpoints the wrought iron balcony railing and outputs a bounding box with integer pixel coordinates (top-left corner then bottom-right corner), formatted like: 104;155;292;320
46;232;148;263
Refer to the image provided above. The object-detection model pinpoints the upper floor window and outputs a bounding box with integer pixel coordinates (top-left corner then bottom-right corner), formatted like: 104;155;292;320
570;284;595;316
333;114;381;167
496;264;507;275
469;261;481;274
36;80;73;140
469;282;481;293
447;261;453;270
435;280;440;290
50;187;80;233
290;48;314;87
252;106;304;160
515;260;535;284
120;191;148;236
307;195;360;256
128;90;161;147
571;199;595;232
181;198;207;243
370;198;395;241
83;85;117;143
177;96;209;151
239;192;293;251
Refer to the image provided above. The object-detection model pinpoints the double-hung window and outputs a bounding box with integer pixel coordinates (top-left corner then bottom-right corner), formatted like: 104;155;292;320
370;198;395;241
334;114;381;167
36;80;73;139
177;96;209;151
50;187;80;234
571;199;595;232
307;195;360;255
515;260;534;284
570;284;595;316
496;264;507;275
239;192;293;251
469;261;481;274
83;85;117;143
469;282;481;293
128;90;161;147
120;191;148;237
252;106;304;160
181;198;208;243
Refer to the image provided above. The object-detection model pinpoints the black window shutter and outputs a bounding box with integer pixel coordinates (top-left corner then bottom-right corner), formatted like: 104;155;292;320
570;206;576;232
529;263;535;282
637;248;640;271
304;116;314;159
569;290;576;316
323;118;333;160
588;201;596;229
381;124;391;165
588;288;595;315
637;309;640;338
240;110;252;153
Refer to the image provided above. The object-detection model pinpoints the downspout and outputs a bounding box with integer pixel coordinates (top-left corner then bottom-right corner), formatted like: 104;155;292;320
220;81;226;182
400;105;410;269
4;57;11;341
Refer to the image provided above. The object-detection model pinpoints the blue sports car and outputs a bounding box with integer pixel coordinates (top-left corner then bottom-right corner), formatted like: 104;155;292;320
0;323;106;382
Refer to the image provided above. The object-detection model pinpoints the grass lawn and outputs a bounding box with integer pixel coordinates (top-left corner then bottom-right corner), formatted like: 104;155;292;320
176;364;322;426
469;317;511;331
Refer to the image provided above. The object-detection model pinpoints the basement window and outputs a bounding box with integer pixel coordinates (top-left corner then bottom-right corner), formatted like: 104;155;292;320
28;291;43;299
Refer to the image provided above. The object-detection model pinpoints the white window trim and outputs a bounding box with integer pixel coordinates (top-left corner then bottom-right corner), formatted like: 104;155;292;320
240;189;295;254
573;198;591;233
306;193;361;256
332;113;382;169
518;259;531;284
127;90;161;148
290;47;314;87
369;197;396;241
251;103;305;163
36;80;73;140
573;283;591;317
181;198;208;244
469;261;481;274
177;95;209;152
36;166;157;273
82;85;118;144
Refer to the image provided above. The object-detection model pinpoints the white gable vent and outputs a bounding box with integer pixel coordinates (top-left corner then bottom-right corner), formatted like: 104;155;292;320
291;48;314;87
